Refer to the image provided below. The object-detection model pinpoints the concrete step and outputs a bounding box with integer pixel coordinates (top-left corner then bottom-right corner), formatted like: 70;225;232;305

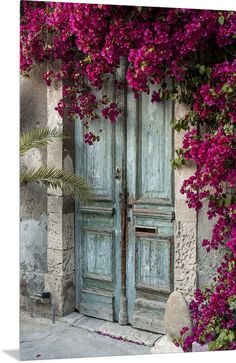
60;312;162;346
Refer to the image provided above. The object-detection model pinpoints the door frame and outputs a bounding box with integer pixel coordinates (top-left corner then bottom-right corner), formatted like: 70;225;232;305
75;83;196;332
43;64;197;320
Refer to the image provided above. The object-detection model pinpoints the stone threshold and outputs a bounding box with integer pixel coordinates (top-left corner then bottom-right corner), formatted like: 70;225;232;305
60;312;162;347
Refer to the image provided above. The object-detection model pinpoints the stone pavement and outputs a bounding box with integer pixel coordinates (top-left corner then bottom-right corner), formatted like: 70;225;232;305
20;311;181;360
61;312;161;346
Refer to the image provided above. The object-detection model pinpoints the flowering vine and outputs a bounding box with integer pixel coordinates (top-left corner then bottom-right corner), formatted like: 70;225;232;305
175;253;236;351
20;1;236;350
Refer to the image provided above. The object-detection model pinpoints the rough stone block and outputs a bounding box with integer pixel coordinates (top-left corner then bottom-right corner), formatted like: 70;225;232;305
164;291;192;341
47;248;63;275
174;268;197;302
44;273;75;316
47;140;63;169
63;249;75;275
151;335;183;354
63;213;74;249
175;221;197;269
47;248;74;276
197;202;226;288
174;166;196;201
47;186;63;197
47;212;63;249
47;195;63;213
174;199;196;222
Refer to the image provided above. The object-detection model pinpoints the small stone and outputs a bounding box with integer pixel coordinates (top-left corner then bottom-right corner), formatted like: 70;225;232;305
151;335;183;354
163;291;192;341
192;342;208;352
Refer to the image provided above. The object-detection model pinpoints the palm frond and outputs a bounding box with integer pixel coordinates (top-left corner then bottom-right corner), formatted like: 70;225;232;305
20;127;68;156
20;165;93;202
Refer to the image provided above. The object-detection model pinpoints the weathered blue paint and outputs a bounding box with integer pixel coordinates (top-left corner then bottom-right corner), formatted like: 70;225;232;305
75;76;174;332
137;237;171;289
126;83;174;333
75;69;124;322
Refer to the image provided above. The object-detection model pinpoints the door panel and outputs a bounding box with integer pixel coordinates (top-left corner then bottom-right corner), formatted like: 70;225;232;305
83;229;114;280
136;94;173;204
75;73;124;322
82;109;115;200
126;86;174;333
137;236;171;290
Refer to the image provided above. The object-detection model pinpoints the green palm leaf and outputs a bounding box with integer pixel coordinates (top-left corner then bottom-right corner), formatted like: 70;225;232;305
20;127;67;156
20;165;93;202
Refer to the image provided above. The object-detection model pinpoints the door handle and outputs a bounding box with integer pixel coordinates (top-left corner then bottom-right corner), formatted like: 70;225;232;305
115;167;121;180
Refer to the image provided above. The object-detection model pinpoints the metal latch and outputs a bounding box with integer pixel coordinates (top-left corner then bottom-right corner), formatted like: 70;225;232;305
115;167;121;180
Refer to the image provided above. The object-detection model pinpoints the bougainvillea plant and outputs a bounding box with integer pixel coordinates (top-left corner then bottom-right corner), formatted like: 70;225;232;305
174;253;236;351
20;1;236;350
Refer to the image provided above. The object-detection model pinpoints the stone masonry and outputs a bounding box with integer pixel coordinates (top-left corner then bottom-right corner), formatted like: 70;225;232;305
44;64;75;316
174;102;197;301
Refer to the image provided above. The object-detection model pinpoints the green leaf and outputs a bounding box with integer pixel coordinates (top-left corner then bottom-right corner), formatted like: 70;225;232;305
205;67;212;78
224;197;231;207
218;15;225;25
171;157;185;168
20;127;67;156
218;199;224;207
222;83;233;93
20;165;93;202
199;65;206;75
228;330;235;342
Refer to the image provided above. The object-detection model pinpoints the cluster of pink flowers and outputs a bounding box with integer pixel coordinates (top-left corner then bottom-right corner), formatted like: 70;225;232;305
179;61;236;252
226;228;236;256
101;103;121;123
176;253;236;352
20;3;236;131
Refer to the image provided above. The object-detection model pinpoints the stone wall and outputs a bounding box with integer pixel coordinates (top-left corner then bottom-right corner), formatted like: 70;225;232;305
173;103;197;302
20;65;48;311
20;65;75;316
44;70;75;316
197;203;227;288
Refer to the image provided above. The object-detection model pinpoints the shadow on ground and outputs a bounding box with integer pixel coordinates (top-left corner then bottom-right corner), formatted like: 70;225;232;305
2;350;20;361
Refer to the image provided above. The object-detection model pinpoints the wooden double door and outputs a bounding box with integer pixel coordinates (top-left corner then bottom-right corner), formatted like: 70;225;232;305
75;70;174;333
